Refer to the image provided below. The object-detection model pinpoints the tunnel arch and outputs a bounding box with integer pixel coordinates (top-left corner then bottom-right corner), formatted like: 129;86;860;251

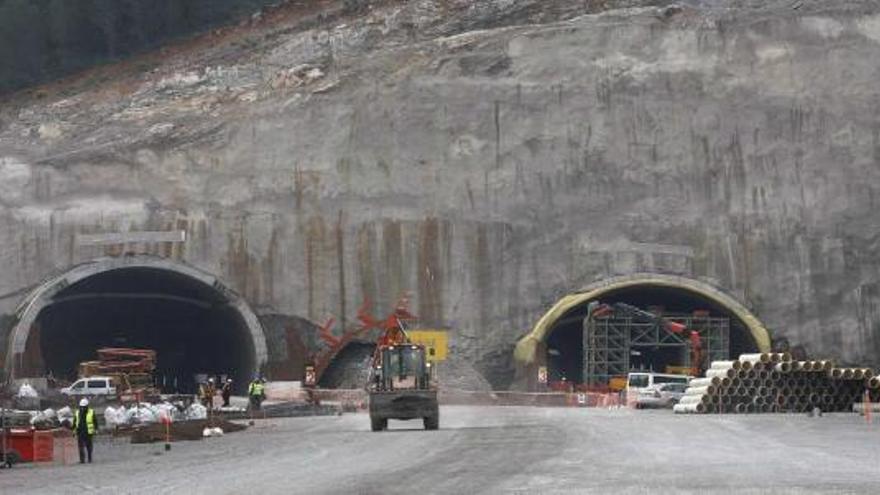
5;256;268;392
514;274;771;381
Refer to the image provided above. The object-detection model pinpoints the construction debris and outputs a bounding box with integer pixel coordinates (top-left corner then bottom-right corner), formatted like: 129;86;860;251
675;353;879;414
130;419;246;444
79;347;159;400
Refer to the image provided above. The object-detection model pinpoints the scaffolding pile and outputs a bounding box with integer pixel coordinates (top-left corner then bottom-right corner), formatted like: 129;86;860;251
674;353;880;414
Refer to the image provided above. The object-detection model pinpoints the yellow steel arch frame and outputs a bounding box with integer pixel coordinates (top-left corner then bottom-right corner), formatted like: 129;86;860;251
514;274;771;365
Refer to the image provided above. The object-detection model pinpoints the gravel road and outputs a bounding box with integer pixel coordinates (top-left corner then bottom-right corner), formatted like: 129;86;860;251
3;406;880;494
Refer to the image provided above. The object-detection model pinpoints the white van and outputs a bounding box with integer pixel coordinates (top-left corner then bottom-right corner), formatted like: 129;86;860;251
626;372;691;400
61;377;117;397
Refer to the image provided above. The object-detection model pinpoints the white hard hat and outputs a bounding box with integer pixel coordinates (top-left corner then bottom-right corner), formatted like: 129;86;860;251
79;398;89;407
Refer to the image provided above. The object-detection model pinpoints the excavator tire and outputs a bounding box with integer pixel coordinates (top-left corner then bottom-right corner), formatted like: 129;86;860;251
370;416;387;432
423;414;439;430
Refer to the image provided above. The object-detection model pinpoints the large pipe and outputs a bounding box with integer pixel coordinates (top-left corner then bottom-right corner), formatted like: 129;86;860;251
842;369;855;380
868;377;880;389
774;362;792;373
828;368;844;379
735;403;748;414
769;353;782;363
740;353;771;363
708;368;736;379
740;361;753;371
711;361;742;370
820;361;834;372
689;377;721;388
680;395;710;405
685;385;716;396
852;369;864;380
864;369;875;379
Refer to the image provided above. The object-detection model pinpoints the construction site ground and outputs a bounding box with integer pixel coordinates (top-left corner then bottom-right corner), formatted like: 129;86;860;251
3;406;880;494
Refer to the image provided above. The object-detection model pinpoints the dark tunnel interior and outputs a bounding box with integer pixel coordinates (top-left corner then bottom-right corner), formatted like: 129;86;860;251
545;285;759;385
34;268;256;394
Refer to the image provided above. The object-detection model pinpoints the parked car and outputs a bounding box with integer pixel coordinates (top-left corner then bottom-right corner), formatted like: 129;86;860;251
635;382;688;409
61;376;116;397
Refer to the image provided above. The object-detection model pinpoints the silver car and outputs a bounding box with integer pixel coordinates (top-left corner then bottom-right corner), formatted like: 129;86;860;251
635;382;688;409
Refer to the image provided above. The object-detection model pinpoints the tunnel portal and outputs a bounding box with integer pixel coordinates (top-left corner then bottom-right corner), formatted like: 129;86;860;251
7;258;267;395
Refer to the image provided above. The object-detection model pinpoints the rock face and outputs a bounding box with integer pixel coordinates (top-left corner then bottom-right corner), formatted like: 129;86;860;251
3;0;880;388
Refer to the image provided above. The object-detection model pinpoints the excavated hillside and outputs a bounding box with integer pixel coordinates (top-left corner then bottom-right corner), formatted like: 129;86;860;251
3;0;880;388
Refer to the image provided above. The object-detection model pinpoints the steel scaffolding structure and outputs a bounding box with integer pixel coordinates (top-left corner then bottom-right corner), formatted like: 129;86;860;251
583;314;730;386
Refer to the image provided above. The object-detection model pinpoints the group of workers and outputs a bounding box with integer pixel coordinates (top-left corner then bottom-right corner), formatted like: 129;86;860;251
69;374;269;465
199;376;267;411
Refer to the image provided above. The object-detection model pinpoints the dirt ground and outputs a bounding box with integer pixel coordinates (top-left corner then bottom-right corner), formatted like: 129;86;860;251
2;406;880;494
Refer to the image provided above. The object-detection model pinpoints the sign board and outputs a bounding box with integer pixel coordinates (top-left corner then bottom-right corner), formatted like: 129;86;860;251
304;366;316;387
407;330;448;362
537;366;548;384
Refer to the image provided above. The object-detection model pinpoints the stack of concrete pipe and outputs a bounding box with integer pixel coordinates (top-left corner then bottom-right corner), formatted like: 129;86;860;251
673;353;880;414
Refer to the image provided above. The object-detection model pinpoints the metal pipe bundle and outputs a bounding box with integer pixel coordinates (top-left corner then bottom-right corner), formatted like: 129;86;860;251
675;353;877;415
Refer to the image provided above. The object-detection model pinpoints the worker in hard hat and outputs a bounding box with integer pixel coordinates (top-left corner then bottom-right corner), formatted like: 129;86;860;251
199;378;216;410
221;378;233;407
72;398;98;464
248;376;266;411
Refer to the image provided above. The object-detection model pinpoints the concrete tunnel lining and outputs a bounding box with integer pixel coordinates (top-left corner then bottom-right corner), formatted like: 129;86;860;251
514;273;771;366
5;256;268;389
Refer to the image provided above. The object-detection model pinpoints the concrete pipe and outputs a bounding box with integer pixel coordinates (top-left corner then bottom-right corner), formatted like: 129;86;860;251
868;377;880;389
822;395;834;406
689;377;721;388
673;404;691;414
791;361;804;372
740;361;753;371
808;393;821;405
752;396;766;406
720;377;732;388
821;361;834;372
746;369;758;380
756;371;770;381
735;403;748;414
852;403;880;413
685;385;716;396
755;386;768;397
740;353;771;364
863;369;875;379
842;369;855;380
708;368;736;379
828;368;844;379
774;362;792;373
769;353;782;363
680;395;710;405
780;352;793;362
807;361;821;372
711;361;742;370
852;369;865;380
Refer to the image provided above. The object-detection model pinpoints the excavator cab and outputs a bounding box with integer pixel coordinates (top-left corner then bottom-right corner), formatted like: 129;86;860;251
373;344;432;391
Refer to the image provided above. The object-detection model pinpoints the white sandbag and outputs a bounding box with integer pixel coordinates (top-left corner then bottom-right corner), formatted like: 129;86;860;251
185;403;207;420
57;406;73;422
17;383;39;398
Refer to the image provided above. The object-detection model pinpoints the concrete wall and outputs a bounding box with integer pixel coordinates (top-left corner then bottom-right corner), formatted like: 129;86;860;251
2;1;880;387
